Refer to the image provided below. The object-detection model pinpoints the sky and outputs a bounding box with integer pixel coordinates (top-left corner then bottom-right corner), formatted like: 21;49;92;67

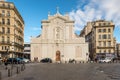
7;0;120;43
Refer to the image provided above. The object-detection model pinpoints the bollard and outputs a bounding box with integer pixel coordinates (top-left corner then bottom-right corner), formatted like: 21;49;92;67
0;72;1;80
21;65;23;71
5;65;7;70
65;61;67;64
23;63;25;70
16;66;20;74
83;61;84;63
8;69;11;77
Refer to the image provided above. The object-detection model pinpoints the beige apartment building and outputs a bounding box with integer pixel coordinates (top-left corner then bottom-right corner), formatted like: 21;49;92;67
0;0;24;59
116;43;120;57
80;20;116;60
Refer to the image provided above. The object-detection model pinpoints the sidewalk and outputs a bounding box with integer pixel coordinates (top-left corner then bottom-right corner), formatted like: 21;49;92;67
0;63;25;80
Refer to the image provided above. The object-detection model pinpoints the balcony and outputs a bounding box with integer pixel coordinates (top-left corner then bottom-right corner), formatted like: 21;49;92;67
15;18;22;27
17;35;23;41
97;45;115;49
14;42;24;48
0;41;11;45
6;32;10;35
0;5;13;9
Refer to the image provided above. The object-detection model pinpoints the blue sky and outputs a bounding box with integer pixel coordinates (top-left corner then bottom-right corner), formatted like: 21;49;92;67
7;0;120;43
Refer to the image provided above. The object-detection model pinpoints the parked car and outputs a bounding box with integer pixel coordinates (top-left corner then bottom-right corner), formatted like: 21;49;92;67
99;58;112;63
69;59;76;63
20;58;30;63
112;57;120;62
7;58;23;64
40;58;52;63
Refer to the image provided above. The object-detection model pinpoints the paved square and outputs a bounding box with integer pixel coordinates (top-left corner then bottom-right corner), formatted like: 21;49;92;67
3;63;120;80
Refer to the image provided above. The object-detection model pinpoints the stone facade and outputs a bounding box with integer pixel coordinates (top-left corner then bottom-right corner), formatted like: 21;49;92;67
24;43;30;59
31;12;89;63
116;43;120;56
80;20;116;60
0;1;24;59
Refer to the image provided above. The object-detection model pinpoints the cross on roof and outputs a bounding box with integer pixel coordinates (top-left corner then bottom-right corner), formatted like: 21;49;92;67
56;7;60;14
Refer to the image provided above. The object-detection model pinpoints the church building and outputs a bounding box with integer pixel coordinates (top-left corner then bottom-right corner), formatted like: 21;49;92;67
31;9;89;63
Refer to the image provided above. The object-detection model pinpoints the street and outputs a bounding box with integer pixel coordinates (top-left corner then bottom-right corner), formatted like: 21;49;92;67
2;63;120;80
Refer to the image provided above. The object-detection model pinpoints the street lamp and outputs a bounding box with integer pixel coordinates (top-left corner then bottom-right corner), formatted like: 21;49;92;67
86;53;88;62
6;47;9;58
11;42;14;69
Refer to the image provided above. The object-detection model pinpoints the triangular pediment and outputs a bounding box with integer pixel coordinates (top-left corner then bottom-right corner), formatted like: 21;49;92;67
49;15;69;22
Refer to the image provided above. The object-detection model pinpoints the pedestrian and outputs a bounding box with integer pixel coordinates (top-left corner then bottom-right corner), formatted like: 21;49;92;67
4;58;8;70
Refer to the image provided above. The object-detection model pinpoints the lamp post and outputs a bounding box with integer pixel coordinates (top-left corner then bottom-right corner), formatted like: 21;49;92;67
11;42;14;69
86;53;88;62
6;47;9;58
23;46;25;58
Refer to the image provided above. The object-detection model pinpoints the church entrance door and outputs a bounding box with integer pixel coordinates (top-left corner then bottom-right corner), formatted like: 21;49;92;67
56;50;61;61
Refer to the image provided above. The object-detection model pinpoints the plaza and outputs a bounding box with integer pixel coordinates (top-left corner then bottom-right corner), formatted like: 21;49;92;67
1;62;120;80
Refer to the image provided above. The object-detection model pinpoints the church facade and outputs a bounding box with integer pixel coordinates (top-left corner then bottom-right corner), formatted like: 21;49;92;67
31;11;89;63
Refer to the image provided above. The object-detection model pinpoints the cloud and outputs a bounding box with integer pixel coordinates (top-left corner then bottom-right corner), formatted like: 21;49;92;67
69;0;120;31
0;0;7;1
32;27;41;31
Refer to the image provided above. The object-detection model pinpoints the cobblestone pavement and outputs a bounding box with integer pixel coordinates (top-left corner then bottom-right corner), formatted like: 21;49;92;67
1;63;120;80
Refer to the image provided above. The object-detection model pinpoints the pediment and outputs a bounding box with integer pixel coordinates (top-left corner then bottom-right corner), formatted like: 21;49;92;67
49;15;68;22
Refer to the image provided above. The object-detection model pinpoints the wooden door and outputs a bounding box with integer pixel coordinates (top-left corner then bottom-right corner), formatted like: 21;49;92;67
56;51;61;61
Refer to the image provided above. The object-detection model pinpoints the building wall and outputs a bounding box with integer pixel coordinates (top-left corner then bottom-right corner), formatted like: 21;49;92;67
0;1;24;59
80;20;116;60
24;43;30;59
116;44;120;56
31;13;89;62
31;42;88;62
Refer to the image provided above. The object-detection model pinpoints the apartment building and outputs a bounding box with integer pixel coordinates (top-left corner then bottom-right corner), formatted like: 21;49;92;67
116;43;120;57
80;20;116;60
0;0;24;59
24;43;30;59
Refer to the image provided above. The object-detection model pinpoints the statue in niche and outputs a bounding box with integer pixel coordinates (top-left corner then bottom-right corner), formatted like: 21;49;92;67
56;27;60;39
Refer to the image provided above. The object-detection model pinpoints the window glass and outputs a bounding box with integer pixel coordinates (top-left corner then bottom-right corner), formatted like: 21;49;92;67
7;11;10;16
2;10;5;16
2;27;5;33
2;36;4;42
103;41;106;47
7;19;10;25
108;29;111;32
108;34;111;39
99;35;101;39
104;50;106;53
7;36;10;43
103;29;106;32
108;41;111;46
102;34;107;39
99;41;101;46
98;29;101;32
2;18;5;24
2;46;4;50
7;28;10;33
108;50;111;53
